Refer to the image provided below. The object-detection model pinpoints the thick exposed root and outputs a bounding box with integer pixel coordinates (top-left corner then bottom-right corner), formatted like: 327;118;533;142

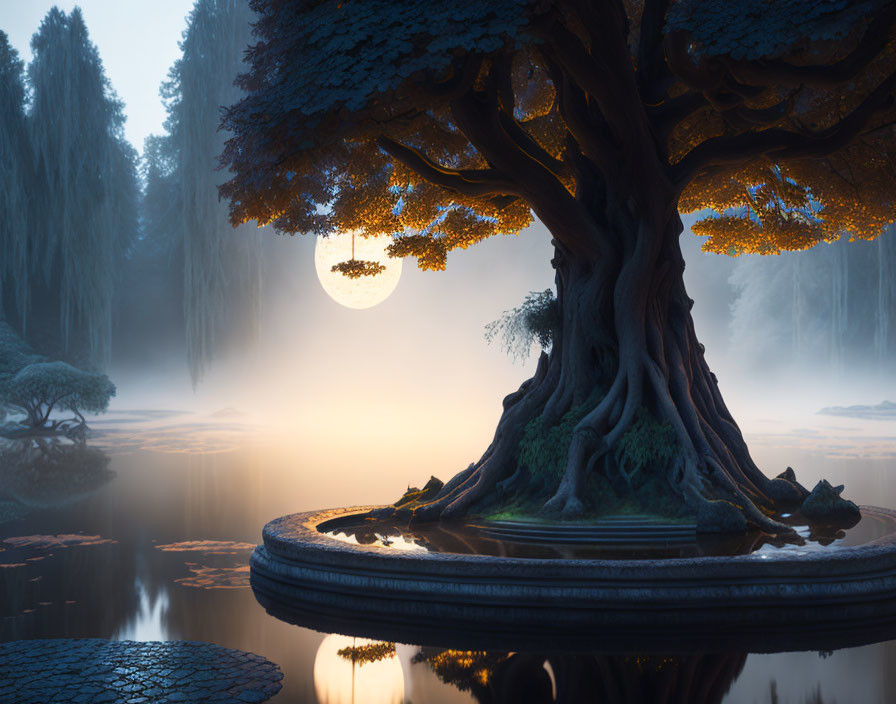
402;217;815;536
538;320;802;535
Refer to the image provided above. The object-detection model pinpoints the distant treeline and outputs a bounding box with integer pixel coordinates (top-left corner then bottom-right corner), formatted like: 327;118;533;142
0;1;259;384
0;2;894;387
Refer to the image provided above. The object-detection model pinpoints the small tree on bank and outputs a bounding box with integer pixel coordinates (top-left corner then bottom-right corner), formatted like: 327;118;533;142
0;322;114;437
220;0;896;532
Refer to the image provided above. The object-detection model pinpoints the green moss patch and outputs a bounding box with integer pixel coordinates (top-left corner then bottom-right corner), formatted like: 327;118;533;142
518;389;603;483
614;409;678;484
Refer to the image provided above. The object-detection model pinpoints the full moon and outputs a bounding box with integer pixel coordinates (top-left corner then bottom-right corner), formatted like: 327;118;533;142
315;231;402;309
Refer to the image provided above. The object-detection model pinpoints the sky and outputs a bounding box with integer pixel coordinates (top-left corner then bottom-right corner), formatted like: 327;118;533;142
0;0;196;150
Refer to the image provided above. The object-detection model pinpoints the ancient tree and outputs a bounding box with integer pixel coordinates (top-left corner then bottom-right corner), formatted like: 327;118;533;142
221;0;896;532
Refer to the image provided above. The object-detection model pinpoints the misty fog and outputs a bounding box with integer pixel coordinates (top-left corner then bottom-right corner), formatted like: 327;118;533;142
1;1;895;466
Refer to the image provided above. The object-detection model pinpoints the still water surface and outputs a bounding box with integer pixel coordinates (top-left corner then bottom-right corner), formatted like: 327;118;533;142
2;408;896;703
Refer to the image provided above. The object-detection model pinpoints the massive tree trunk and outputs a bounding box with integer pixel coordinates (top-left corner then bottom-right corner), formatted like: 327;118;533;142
409;192;809;534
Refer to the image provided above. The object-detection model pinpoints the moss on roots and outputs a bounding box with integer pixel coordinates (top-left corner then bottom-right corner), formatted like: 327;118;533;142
614;409;678;489
485;398;691;521
518;389;604;483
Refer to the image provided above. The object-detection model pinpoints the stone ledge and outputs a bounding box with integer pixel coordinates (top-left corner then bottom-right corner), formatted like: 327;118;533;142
250;505;896;651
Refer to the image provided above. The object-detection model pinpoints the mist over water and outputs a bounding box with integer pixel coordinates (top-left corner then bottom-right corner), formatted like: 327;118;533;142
104;212;896;485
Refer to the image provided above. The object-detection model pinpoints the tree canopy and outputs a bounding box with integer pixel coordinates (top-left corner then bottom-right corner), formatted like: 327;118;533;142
220;0;896;529
222;0;896;267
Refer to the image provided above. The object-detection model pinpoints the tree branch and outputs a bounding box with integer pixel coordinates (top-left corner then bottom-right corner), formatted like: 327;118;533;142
638;0;673;104
664;30;726;92
542;48;621;180
424;53;484;99
535;13;635;147
491;49;568;178
727;6;896;88
672;70;896;187
648;91;708;138
376;136;520;198
449;84;601;260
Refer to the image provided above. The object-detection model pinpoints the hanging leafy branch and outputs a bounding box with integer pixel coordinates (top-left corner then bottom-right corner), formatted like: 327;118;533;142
330;259;387;279
485;289;557;362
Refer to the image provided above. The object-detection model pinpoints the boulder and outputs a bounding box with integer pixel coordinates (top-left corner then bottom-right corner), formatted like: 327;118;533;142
801;479;861;526
776;467;796;482
393;475;443;508
766;467;808;504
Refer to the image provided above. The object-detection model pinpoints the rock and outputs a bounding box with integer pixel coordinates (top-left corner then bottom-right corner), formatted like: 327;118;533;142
767;478;804;504
696;500;747;534
393;475;443;508
801;479;861;526
776;467;796;482
765;467;808;505
420;475;444;497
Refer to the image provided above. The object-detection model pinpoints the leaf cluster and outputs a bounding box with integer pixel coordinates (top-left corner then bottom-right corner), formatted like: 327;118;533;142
330;259;387;279
336;642;396;666
615;409;678;479
518;387;603;482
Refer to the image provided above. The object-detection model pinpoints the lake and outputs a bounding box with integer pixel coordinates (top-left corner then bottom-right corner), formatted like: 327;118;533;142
2;407;896;703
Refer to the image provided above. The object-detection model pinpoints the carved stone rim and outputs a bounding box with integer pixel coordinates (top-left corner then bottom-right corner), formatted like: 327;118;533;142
249;505;896;652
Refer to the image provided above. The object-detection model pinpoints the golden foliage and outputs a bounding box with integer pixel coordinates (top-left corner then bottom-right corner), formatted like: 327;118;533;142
680;36;896;254
223;2;896;268
336;641;396;666
421;650;510;691
330;259;387;278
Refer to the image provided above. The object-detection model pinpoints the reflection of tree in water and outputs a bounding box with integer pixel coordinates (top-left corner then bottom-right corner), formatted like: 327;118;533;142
0;438;137;641
416;648;748;704
337;642;396;666
770;680;837;704
0;438;113;517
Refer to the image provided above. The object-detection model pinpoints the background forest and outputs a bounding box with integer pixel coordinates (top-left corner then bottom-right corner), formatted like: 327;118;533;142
1;1;895;406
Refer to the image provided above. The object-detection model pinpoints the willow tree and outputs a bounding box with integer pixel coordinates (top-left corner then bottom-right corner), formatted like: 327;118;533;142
28;7;139;367
0;32;34;332
222;0;896;532
163;0;261;384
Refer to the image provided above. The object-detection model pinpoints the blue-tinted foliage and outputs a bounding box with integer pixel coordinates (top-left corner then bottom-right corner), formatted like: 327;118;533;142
667;0;883;59
241;0;531;129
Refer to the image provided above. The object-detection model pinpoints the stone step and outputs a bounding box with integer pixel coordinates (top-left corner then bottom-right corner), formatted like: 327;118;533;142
486;517;691;529
478;523;696;533
469;519;698;545
473;530;697;545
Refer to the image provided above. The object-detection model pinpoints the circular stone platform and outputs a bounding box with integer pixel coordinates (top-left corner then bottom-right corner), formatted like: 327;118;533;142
0;639;283;704
250;505;896;652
